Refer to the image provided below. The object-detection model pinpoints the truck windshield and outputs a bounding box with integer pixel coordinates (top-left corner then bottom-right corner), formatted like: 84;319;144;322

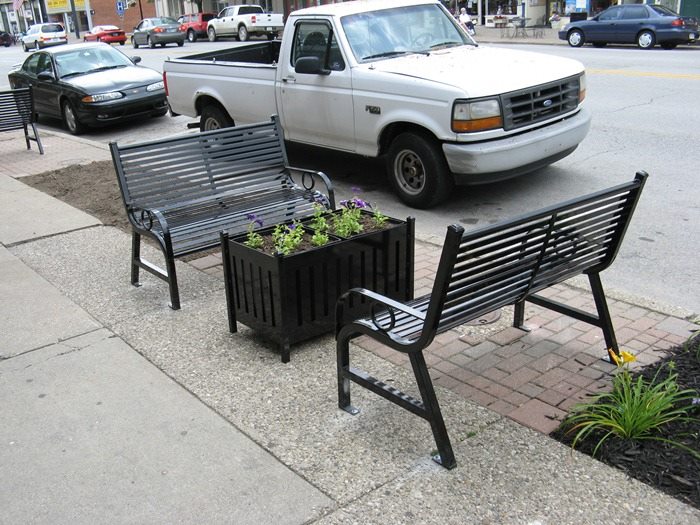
341;4;472;62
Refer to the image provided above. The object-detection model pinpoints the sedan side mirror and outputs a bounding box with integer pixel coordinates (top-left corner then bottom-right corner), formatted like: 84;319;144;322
131;56;142;64
294;56;330;76
37;71;55;81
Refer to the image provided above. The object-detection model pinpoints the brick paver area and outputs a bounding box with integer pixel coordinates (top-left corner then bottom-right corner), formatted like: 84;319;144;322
190;240;698;435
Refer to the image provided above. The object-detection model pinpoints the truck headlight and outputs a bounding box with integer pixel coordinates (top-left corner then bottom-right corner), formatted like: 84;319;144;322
81;92;124;103
452;99;503;133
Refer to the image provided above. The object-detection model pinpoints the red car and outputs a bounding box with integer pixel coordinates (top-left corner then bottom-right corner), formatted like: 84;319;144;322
177;12;215;42
83;25;127;45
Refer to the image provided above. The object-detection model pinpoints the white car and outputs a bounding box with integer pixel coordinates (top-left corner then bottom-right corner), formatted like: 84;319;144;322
22;23;67;52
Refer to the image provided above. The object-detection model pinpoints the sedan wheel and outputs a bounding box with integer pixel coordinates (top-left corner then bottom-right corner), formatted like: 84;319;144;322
34;41;40;50
567;29;584;47
22;41;28;52
62;101;86;135
637;30;655;49
132;37;139;49
148;36;156;49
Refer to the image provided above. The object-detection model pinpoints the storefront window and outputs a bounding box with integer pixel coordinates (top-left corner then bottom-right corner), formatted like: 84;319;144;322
487;0;518;15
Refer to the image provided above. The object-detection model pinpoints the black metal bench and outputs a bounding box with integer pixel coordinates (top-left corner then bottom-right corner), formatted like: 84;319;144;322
110;116;335;309
336;172;648;469
0;87;43;154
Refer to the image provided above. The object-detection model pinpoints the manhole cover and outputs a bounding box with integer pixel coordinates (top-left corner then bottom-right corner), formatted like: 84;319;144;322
465;309;502;326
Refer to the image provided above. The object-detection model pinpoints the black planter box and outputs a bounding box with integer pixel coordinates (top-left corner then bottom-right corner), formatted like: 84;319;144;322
221;213;415;362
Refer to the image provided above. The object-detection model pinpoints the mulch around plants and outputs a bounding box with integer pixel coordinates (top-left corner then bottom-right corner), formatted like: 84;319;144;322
19;161;700;510
551;334;700;509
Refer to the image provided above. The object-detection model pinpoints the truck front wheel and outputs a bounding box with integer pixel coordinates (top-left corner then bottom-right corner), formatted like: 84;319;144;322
386;132;453;209
200;104;233;132
208;27;217;42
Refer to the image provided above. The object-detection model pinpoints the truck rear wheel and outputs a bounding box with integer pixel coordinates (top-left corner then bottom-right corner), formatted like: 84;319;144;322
200;104;233;132
386;132;453;209
238;25;249;42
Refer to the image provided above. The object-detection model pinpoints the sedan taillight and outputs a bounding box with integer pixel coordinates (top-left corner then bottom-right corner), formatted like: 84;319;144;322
671;18;684;27
154;27;165;33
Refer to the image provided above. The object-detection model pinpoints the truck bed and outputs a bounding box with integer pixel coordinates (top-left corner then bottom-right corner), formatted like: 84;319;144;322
175;41;281;65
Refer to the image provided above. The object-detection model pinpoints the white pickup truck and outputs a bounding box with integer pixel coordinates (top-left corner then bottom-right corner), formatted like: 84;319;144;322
165;0;591;208
206;4;284;42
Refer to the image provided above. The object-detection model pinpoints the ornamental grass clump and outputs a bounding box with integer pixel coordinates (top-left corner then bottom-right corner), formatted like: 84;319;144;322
562;349;700;459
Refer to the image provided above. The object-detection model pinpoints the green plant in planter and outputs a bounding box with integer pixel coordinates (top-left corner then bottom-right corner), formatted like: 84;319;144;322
334;188;387;237
244;214;264;249
272;220;306;256
309;204;330;247
562;349;700;459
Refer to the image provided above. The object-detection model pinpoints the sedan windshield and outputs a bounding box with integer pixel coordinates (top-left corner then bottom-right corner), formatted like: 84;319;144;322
341;4;472;62
55;47;133;78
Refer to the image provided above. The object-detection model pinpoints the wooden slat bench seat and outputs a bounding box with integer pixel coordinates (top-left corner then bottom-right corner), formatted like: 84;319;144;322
0;87;43;154
336;172;648;469
110;116;335;309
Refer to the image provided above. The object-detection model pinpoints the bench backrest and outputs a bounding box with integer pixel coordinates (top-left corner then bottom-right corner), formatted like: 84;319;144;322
424;172;648;338
0;88;34;132
110;116;290;212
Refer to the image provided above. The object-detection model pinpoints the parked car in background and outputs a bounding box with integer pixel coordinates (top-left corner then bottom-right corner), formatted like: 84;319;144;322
7;43;168;134
177;12;216;42
83;24;127;45
131;17;185;48
559;4;698;49
1;31;13;47
207;4;284;42
21;23;67;52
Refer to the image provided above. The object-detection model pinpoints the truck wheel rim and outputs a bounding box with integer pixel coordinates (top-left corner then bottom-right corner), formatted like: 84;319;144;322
394;149;425;196
203;116;221;131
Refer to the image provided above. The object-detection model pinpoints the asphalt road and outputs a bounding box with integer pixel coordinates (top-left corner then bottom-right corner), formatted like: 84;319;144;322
1;40;698;315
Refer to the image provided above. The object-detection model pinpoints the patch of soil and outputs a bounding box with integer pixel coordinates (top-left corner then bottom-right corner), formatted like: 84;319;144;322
21;161;700;509
552;334;700;509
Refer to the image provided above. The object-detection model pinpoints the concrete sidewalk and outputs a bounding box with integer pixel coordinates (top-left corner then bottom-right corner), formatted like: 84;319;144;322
1;126;699;524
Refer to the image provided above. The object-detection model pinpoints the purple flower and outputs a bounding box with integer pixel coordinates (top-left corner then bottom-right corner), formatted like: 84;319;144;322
351;197;369;209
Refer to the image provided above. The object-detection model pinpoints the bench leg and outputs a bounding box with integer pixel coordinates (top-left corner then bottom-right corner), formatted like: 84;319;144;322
337;334;358;415
589;273;619;360
409;352;457;469
280;341;290;363
165;252;180;310
130;232;142;287
513;300;526;330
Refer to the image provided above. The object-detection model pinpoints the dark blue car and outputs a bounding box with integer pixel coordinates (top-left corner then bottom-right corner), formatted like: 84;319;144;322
559;4;698;49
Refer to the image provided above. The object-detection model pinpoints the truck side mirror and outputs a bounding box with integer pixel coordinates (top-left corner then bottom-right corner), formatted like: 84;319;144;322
294;56;330;76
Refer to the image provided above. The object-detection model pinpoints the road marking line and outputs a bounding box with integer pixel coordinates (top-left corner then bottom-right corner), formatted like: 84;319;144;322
588;68;700;80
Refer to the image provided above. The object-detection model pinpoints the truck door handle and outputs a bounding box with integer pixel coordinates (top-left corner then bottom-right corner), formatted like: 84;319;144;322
282;76;296;83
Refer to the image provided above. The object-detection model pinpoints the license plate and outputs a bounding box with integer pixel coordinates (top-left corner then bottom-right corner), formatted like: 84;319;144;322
266;27;272;31
112;32;120;36
690;33;697;39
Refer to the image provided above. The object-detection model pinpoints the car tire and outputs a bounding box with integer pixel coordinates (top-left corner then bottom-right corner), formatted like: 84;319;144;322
660;42;677;50
22;41;28;52
177;40;184;47
238;25;248;42
267;33;277;41
567;29;584;47
200;104;234;132
148;37;156;49
637;30;655;49
34;41;40;50
119;41;125;46
386;132;453;209
208;27;217;42
132;37;139;49
62;100;86;135
187;29;197;43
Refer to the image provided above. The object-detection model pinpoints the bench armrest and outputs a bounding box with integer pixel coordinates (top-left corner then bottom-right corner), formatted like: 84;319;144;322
335;287;425;335
285;166;336;209
128;206;171;237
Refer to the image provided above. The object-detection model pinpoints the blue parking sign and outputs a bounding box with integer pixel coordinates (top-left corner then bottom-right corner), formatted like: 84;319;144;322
116;1;125;15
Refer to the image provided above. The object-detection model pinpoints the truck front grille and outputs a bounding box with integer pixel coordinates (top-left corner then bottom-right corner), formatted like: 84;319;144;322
501;75;581;131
